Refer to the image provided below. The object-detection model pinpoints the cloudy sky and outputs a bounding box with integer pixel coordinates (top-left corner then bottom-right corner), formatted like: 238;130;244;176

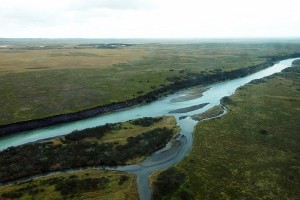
0;0;299;38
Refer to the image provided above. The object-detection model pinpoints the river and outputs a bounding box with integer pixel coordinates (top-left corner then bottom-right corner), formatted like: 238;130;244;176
0;58;298;200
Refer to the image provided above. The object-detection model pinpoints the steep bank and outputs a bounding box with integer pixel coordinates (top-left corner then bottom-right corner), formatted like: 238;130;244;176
1;53;299;137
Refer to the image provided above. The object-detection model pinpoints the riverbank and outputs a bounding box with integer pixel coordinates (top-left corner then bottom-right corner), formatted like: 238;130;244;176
157;60;300;199
1;53;300;137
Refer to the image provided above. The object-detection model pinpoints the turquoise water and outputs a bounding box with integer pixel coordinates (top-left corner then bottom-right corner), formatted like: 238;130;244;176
0;58;297;151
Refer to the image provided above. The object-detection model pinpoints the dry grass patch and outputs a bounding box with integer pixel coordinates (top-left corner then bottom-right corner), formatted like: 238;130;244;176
0;47;147;72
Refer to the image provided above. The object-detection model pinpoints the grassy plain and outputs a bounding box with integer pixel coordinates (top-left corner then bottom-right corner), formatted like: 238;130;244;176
0;169;138;200
1;40;300;125
164;61;300;199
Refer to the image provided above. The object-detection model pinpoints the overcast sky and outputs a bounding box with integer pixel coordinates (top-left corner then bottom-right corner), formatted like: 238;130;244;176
0;0;299;38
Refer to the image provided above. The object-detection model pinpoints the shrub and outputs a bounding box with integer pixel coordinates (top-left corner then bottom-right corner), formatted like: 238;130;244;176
129;117;162;127
152;167;186;199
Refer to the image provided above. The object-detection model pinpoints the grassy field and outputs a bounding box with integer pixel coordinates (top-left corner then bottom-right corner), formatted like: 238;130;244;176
1;40;300;125
0;47;147;72
0;169;138;200
153;60;300;199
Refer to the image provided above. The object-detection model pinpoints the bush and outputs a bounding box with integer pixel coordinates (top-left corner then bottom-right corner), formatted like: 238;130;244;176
259;129;268;135
129;117;162;127
152;167;186;199
55;177;109;196
1;191;23;199
65;123;121;141
118;175;129;185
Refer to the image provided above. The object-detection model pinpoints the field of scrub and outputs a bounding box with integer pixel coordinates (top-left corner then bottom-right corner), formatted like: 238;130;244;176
152;60;300;199
0;169;138;200
1;40;300;126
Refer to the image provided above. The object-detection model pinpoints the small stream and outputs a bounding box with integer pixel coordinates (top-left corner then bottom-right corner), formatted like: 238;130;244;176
0;58;298;200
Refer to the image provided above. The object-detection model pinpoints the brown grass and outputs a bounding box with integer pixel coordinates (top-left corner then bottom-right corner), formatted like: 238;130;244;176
0;47;147;72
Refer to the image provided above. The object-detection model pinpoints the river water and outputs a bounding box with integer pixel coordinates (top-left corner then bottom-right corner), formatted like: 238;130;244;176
0;58;298;200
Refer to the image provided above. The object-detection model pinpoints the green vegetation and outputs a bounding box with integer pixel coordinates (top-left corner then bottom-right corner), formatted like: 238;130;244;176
0;170;138;200
152;167;192;200
0;117;179;182
64;123;121;141
293;59;300;66
155;61;300;199
1;41;300;126
129;117;163;127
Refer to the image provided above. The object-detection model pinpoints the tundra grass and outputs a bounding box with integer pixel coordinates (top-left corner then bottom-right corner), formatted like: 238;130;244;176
0;169;138;200
1;42;300;125
170;62;300;199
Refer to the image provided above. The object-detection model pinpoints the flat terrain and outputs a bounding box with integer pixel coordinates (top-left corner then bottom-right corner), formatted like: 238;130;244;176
1;40;300;125
0;47;146;72
0;169;138;200
153;60;300;199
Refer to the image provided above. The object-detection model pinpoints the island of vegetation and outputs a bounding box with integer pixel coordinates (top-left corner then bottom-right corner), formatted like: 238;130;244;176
152;60;300;199
0;116;180;183
191;105;225;121
169;103;209;114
